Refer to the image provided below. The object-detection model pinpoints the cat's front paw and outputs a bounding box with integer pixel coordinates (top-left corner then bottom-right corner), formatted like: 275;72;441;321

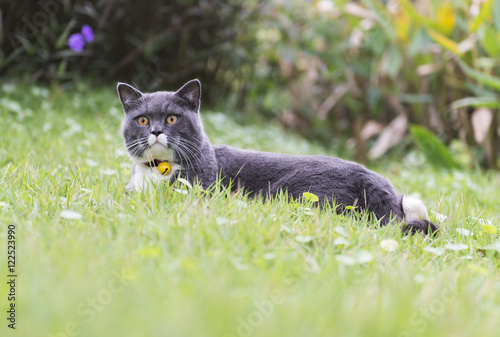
125;180;136;193
403;220;439;236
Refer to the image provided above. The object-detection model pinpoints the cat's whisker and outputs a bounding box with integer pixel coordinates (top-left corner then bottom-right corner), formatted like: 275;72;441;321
175;137;203;157
125;138;148;148
122;138;149;160
178;139;206;163
172;142;198;170
174;141;205;172
177;137;203;153
179;145;203;160
171;142;192;169
177;141;206;170
115;156;132;167
113;141;145;163
173;141;195;165
113;138;142;149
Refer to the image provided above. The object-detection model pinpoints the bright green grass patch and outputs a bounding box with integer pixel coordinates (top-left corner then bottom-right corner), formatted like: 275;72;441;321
1;84;500;337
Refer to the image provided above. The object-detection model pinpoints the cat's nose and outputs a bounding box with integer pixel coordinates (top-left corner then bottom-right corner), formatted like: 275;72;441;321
150;130;163;136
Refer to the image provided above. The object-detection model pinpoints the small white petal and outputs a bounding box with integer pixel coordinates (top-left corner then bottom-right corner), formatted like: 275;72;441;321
336;255;356;265
481;242;500;252
432;211;448;223
317;0;335;12
333;237;349;246
215;217;231;226
456;228;472;236
356;250;373;264
60;210;82;220
445;243;468;251
380;239;399;252
85;159;98;167
295;235;314;243
101;169;117;175
414;274;426;283
176;178;193;189
424;247;445;255
334;226;349;237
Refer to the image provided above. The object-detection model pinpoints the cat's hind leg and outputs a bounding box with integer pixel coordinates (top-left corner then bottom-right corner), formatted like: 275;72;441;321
361;180;439;235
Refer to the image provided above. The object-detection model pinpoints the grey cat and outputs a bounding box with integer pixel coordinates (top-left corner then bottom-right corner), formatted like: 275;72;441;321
118;79;438;235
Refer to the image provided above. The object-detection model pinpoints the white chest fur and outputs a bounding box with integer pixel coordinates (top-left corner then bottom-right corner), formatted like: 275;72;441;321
126;135;182;191
128;162;182;191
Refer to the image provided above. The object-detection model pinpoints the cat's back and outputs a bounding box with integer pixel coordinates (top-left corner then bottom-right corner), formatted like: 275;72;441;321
212;145;397;207
213;144;369;180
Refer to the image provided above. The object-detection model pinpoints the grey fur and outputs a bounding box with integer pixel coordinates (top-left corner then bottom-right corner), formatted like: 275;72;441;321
118;80;438;235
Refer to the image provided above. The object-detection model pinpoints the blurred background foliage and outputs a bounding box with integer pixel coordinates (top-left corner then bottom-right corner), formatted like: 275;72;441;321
1;0;499;168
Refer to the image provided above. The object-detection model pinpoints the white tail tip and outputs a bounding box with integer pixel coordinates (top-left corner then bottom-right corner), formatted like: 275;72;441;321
402;196;430;222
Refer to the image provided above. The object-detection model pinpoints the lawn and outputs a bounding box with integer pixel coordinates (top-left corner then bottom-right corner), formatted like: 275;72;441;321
1;84;500;337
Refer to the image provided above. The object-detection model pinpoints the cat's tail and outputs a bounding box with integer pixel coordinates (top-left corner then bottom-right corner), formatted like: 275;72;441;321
401;196;439;236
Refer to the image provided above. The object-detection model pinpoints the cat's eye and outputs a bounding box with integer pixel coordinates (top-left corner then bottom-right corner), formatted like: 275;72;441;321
137;116;149;126
166;115;178;125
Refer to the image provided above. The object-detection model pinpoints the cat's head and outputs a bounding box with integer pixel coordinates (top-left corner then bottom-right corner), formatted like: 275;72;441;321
117;79;206;167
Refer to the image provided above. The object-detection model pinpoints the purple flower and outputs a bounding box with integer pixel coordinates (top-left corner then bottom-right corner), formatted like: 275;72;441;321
68;25;95;52
81;24;94;43
69;33;85;52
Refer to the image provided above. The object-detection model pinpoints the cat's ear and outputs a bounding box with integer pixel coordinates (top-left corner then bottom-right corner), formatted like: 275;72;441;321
117;83;143;112
174;79;201;112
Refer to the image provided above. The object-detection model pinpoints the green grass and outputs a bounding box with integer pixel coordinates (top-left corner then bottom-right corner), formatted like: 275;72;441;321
1;84;500;337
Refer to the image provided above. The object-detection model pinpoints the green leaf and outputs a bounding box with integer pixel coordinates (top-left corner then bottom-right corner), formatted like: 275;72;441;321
399;0;436;29
458;60;500;91
138;246;161;258
410;125;460;170
482;26;500;57
302;192;319;203
470;0;493;32
427;29;461;55
482;224;498;234
386;47;403;79
450;96;500;109
468;264;489;275
494;0;500;31
436;1;455;35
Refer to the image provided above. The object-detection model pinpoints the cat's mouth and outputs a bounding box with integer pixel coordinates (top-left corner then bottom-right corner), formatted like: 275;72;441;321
144;159;163;167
